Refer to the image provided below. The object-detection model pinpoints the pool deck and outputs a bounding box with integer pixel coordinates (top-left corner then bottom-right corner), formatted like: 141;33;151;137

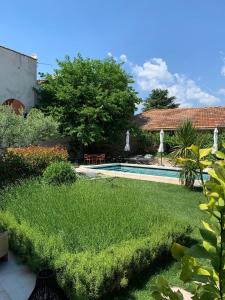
77;163;182;185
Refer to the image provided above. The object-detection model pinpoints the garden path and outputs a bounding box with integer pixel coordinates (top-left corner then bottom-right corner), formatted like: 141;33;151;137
0;252;35;300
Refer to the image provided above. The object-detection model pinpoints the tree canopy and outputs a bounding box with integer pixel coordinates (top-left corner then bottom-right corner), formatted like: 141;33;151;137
37;55;140;146
143;89;179;111
0;106;58;147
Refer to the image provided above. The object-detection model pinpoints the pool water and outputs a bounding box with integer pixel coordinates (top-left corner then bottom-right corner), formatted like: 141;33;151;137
93;164;209;180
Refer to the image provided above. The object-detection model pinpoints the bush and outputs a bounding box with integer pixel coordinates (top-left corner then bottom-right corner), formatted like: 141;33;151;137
43;161;76;185
0;152;30;186
0;146;68;186
0;106;58;148
8;146;68;176
0;211;190;299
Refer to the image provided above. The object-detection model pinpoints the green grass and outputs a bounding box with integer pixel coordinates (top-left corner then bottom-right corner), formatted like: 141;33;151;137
1;178;204;253
0;178;206;298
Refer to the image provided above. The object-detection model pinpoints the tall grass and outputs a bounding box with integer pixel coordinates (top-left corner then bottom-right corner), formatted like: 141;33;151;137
1;178;204;253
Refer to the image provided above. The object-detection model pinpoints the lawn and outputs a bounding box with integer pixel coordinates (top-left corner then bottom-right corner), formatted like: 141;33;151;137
0;178;205;298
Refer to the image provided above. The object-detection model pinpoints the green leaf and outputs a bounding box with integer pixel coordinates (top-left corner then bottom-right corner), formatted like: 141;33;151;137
214;164;225;182
188;144;199;156
171;243;187;260
202;241;216;254
199;160;212;167
199;203;208;211
215;151;225;160
187;244;210;259
202;221;215;233
199;148;212;159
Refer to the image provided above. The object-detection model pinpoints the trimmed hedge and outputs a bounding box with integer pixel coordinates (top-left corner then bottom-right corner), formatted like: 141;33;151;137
0;211;191;299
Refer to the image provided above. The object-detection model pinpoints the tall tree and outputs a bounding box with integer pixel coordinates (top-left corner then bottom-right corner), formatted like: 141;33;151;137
37;54;140;146
143;89;179;111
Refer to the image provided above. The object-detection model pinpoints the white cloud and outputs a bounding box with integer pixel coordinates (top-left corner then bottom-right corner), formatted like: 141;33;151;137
218;88;225;95
107;52;113;57
221;58;225;76
132;58;220;107
119;54;127;63
221;66;225;76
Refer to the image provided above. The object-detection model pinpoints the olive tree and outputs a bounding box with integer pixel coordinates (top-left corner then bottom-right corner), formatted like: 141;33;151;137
0;106;58;148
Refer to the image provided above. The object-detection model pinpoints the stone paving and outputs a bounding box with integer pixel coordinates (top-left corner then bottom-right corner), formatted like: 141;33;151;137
0;252;35;300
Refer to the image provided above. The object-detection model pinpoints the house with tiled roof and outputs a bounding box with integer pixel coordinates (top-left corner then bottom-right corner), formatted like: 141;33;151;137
134;106;225;131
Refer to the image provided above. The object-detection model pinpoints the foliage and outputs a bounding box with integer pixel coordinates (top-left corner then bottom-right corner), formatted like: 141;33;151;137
172;120;198;159
0;152;30;187
0;106;58;148
37;54;140;146
43;161;77;185
151;147;225;300
0;178;204;298
0;146;68;186
177;144;212;191
143;89;179;111
179;160;199;189
131;127;177;155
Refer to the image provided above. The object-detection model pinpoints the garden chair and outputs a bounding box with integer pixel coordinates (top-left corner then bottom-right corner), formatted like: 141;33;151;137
84;154;91;164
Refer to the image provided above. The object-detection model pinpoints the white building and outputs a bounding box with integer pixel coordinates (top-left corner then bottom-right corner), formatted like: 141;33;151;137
0;45;37;112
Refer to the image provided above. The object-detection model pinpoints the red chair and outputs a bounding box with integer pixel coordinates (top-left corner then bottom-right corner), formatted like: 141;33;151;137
84;154;91;164
98;154;105;164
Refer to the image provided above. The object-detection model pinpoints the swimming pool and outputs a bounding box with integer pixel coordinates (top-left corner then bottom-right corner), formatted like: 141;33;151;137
92;164;209;180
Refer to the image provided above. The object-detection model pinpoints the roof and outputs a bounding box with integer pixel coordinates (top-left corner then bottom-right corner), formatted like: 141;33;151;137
134;106;225;131
0;45;37;60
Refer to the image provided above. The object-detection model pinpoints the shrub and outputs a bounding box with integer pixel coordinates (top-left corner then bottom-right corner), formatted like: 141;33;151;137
0;211;190;299
179;160;199;189
171;120;197;159
8;146;68;176
43;161;76;185
0;146;68;186
0;106;58;148
0;152;30;186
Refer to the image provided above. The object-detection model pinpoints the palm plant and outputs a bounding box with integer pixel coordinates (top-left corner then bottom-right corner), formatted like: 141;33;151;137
179;160;199;189
172;119;197;159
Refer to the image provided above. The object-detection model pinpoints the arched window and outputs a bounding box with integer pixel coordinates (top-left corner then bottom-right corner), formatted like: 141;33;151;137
2;99;25;114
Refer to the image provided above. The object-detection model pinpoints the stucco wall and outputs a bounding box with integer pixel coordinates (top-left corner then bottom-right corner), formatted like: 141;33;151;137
0;46;37;110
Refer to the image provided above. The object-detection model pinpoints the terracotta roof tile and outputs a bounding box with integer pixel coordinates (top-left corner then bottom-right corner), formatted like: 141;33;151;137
134;106;225;130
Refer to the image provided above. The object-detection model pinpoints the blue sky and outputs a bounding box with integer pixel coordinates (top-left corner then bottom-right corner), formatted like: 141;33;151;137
1;0;225;109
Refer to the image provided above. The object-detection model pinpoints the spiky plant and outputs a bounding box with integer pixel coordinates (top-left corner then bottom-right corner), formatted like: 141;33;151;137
172;119;197;159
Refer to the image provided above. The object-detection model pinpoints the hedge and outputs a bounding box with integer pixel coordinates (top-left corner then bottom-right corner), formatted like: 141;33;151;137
0;146;68;186
0;211;191;299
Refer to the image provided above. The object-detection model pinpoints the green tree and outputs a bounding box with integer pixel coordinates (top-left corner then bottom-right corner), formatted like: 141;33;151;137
37;54;140;146
143;89;179;111
0;106;58;147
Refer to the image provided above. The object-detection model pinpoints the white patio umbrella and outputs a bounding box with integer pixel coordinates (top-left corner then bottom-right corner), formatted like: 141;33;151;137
124;130;130;152
158;129;164;165
212;128;218;154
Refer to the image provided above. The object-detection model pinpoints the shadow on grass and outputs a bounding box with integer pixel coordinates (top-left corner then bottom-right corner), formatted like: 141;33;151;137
106;236;197;300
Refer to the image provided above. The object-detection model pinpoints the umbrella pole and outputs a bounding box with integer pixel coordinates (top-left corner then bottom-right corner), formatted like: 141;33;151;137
160;153;162;165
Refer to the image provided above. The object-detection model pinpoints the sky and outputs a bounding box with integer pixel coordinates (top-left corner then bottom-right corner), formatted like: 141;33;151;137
1;0;225;111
